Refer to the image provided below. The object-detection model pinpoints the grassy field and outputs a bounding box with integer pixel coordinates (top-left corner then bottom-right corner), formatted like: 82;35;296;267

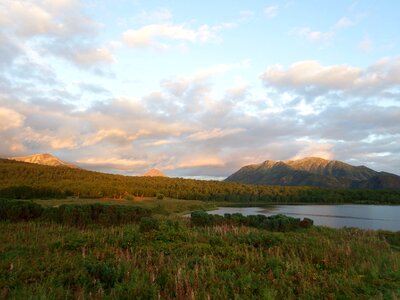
32;197;217;215
0;218;399;299
1;198;399;299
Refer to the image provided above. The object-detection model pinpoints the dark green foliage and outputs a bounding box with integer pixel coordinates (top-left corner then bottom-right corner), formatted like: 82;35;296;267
156;193;164;199
0;199;43;221
85;261;125;290
300;217;314;228
139;217;159;232
48;204;150;227
1;158;399;204
191;211;310;232
0;200;150;227
0;185;65;199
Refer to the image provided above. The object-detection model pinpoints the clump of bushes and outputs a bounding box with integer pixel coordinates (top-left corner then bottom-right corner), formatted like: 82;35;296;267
0;199;150;227
139;217;160;232
44;204;150;227
0;199;43;221
191;211;313;231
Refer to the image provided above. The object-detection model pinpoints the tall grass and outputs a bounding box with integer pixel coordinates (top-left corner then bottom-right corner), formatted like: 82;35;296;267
1;219;399;299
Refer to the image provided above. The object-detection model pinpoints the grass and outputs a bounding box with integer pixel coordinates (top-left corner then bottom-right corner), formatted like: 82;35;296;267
32;197;217;215
0;219;399;299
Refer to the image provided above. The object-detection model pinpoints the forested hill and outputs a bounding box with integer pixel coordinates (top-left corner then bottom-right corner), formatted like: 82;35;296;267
225;157;400;189
0;158;399;204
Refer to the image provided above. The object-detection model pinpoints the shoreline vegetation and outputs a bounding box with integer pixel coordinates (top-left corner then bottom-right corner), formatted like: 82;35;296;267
1;160;400;298
0;199;399;298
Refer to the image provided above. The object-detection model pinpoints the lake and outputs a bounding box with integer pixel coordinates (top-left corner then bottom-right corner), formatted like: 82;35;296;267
207;205;400;231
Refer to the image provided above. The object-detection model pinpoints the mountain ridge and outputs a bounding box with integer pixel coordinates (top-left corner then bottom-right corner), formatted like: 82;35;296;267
9;153;79;169
142;168;166;177
225;157;400;189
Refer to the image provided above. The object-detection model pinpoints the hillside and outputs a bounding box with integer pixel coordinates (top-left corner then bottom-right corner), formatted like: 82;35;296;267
9;153;79;169
225;157;400;189
0;158;399;203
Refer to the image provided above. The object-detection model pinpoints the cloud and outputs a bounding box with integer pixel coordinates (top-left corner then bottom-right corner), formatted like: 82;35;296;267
0;0;97;38
188;128;244;141
358;36;373;52
239;10;255;21
261;57;400;96
0;0;114;69
77;157;148;171
264;6;279;19
177;156;225;168
55;46;115;67
291;141;334;160
122;21;235;49
0;107;25;131
290;27;334;44
335;17;354;29
83;129;138;146
133;8;173;25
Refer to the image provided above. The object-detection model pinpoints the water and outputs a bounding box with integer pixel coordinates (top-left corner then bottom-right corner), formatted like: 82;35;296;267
206;205;400;231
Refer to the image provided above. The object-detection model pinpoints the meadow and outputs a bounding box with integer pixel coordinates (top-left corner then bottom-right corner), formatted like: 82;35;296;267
0;198;399;299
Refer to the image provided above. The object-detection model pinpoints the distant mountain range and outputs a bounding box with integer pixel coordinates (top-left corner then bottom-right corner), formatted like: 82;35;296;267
142;169;166;177
9;153;79;169
225;157;400;189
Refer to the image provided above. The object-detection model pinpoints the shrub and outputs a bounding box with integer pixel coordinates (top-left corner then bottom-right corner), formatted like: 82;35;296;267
43;204;151;227
190;211;313;231
139;217;160;232
85;261;124;290
0;199;43;221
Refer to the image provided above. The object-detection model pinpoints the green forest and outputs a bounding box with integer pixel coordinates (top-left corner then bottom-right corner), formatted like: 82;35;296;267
1;159;399;203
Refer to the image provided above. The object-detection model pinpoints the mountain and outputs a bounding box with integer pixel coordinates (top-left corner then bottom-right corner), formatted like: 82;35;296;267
9;153;79;169
142;168;166;177
225;157;400;189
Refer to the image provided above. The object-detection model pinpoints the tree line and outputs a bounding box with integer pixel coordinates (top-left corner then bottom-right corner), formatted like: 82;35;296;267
1;159;399;203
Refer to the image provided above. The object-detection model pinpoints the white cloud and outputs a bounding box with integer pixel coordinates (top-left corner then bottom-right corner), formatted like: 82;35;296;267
261;57;400;95
77;157;148;171
122;21;234;49
0;0;96;37
291;142;334;160
177;156;225;168
144;139;174;147
0;107;25;130
134;8;173;25
358;36;373;52
188;128;244;141
335;17;354;29
83;129;138;146
239;10;255;21
60;47;115;66
264;6;278;19
262;60;360;90
290;27;334;44
0;0;114;69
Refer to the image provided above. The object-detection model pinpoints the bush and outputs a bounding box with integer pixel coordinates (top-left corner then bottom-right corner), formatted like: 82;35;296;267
43;204;151;227
85;261;124;290
191;211;214;226
139;217;160;232
191;211;313;231
0;199;44;221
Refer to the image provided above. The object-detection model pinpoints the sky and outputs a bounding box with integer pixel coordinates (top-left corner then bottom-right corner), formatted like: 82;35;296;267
1;0;400;179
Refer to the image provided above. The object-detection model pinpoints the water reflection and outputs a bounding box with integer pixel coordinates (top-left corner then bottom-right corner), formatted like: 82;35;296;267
207;205;400;231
